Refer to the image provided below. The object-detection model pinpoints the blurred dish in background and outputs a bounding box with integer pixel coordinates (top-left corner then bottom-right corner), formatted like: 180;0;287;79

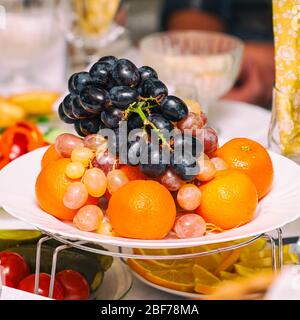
0;0;63;94
71;0;121;37
58;0;131;74
140;31;244;114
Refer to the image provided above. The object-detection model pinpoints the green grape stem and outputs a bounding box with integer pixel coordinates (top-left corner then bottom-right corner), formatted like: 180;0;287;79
123;98;169;146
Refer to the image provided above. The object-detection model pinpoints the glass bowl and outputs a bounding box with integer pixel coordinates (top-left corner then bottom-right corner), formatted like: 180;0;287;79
140;31;244;112
94;258;133;300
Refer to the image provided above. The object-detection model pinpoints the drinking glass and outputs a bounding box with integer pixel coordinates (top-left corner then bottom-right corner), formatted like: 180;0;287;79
58;0;130;74
0;0;59;92
268;87;300;164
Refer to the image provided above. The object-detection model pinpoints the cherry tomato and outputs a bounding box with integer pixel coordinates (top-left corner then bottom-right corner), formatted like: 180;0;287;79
56;270;90;300
0;252;30;288
18;273;65;300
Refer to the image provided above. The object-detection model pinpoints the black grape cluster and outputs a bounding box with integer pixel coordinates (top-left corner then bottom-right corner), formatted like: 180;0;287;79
59;56;205;180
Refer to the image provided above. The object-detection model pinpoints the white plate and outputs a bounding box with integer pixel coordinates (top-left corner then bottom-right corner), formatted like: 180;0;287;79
211;100;271;145
0;146;300;249
131;271;204;299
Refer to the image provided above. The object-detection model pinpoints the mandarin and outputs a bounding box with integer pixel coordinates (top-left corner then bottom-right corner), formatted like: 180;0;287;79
41;145;61;169
36;158;97;221
196;170;258;230
216;138;273;199
107;180;176;239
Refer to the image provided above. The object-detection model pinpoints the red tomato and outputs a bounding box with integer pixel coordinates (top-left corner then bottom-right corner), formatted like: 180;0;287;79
18;273;65;300
0;252;30;288
56;270;90;300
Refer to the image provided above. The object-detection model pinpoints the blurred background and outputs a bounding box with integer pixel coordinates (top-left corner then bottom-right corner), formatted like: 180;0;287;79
0;0;274;142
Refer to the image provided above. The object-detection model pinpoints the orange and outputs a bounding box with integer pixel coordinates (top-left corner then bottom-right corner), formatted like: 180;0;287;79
36;158;97;221
107;180;176;239
127;259;195;292
196;170;258;230
120;165;148;181
216;138;273;199
214;249;242;275
193;265;221;294
41;145;61;169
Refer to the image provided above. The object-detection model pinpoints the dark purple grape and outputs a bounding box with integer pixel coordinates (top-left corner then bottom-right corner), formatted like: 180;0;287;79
138;66;158;82
78;117;103;136
101;108;123;128
160;95;188;121
74;121;84;137
80;86;110;114
58;103;75;124
139;143;167;178
170;152;200;181
68;72;93;94
194;127;218;155
112;59;140;87
127;113;144;131
93;150;120;175
141;78;168;102
89;62;112;88
61;94;77;120
126;133;147;166
107;128;125;156
72;96;91;119
146;114;174;136
98;55;118;66
172;133;203;159
109;86;139;109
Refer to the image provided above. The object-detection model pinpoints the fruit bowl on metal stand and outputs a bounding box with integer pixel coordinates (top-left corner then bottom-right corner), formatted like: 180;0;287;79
18;227;283;299
2;144;300;298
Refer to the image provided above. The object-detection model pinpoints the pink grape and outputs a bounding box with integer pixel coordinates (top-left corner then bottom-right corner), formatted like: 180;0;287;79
93;150;120;175
177;112;207;134
160;169;184;191
174;214;206;239
196;159;216;182
83;168;107;197
210;157;228;171
71;147;94;167
107;169;129;194
200;112;208;126
73;205;103;232
184;99;202;115
177;184;202;211
55;134;84;158
97;219;114;236
63;182;88;210
195;127;218;156
84;134;107;150
65;162;85;179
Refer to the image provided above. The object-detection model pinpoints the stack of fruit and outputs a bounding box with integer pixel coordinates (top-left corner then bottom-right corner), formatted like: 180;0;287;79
36;56;274;240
